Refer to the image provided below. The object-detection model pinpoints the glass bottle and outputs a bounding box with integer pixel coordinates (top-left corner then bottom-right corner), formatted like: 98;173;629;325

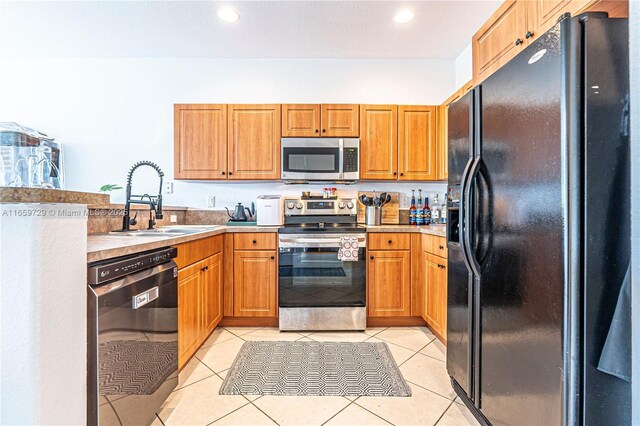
416;189;424;225
409;190;416;225
424;196;431;225
431;194;440;224
440;194;447;224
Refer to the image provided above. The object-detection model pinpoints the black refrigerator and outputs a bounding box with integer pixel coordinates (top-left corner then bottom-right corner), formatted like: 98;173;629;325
446;12;630;426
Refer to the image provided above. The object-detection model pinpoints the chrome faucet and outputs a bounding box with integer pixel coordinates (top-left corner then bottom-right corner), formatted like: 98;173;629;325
121;161;164;231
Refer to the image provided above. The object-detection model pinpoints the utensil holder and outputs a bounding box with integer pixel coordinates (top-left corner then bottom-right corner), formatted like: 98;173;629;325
365;206;382;226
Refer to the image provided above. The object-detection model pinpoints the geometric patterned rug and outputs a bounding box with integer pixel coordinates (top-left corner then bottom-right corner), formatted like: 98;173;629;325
219;341;411;397
99;340;178;395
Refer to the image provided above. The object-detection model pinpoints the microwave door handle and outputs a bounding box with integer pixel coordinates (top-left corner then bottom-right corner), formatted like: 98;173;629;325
338;139;344;179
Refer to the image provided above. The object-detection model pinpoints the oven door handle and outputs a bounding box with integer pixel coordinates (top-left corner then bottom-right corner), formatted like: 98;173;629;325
338;138;344;179
278;236;366;249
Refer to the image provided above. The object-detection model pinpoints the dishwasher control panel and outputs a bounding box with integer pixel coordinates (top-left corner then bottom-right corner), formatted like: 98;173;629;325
88;246;177;285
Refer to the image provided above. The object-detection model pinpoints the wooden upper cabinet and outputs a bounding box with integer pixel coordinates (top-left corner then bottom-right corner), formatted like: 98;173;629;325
233;250;278;317
472;0;527;83
282;104;320;137
528;0;628;39
321;104;359;137
398;106;438;181
174;104;227;180
360;105;398;180
368;250;411;317
227;104;281;180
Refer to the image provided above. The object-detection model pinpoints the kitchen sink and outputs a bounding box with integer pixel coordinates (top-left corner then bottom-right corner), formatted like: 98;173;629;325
109;225;220;237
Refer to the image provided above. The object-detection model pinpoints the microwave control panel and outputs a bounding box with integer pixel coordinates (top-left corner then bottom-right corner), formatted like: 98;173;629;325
343;148;358;172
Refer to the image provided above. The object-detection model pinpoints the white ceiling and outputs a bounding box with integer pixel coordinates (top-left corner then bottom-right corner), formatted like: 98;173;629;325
1;0;500;59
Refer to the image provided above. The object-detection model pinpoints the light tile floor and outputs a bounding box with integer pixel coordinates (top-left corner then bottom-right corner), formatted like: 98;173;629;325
157;327;479;426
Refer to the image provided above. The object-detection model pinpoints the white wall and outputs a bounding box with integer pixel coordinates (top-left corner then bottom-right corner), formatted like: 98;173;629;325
454;43;473;89
0;58;453;208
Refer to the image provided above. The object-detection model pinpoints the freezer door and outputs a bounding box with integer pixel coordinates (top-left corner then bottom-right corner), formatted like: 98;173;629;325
446;90;475;401
475;21;566;426
581;16;631;426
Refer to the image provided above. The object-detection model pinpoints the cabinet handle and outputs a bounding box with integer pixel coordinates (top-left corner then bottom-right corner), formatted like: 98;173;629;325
270;256;275;260
228;171;233;175
439;245;444;250
400;173;404;176
393;172;397;176
315;129;319;133
370;256;374;260
252;240;257;244
515;38;523;46
525;31;533;39
388;240;393;244
322;129;326;133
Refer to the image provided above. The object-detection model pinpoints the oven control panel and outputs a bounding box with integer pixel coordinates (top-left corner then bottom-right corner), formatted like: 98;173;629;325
284;198;356;216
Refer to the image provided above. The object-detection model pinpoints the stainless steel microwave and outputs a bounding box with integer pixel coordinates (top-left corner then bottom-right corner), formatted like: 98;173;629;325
281;138;359;182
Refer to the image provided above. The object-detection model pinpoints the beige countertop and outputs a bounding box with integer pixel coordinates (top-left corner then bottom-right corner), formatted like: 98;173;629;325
87;225;280;263
87;223;446;263
0;187;110;206
361;224;447;237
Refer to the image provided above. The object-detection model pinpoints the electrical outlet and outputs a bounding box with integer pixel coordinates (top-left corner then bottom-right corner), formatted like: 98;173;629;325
164;181;173;194
170;214;178;223
399;193;410;209
207;196;215;208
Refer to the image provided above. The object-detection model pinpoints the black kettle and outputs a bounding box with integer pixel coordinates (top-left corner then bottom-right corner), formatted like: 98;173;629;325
226;202;254;222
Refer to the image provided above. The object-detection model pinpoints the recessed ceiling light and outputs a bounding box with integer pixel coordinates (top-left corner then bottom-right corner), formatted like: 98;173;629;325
394;10;414;24
218;7;239;23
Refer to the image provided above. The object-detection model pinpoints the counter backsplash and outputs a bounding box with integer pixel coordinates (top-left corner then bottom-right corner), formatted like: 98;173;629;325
87;206;229;234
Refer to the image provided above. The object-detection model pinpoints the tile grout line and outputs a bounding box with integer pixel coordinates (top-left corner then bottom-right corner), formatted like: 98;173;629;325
404;378;457;402
248;399;281;425
154;413;166;425
204;399;253;426
319;398;358;426
433;400;456;426
348;399;396;426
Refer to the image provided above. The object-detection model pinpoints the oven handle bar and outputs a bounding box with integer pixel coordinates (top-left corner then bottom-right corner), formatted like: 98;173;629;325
278;234;366;249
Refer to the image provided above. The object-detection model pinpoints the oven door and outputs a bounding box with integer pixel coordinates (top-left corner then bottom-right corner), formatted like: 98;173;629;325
278;233;366;308
281;138;342;180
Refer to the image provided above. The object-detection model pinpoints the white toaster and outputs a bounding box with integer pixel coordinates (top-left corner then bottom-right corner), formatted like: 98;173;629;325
256;195;283;226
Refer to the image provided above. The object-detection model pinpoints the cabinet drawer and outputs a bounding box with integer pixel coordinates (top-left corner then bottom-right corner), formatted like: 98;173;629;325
175;235;223;269
233;232;277;250
368;233;411;250
422;234;447;258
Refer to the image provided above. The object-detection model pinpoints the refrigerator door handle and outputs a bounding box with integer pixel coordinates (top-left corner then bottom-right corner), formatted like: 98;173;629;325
464;156;482;277
459;157;475;274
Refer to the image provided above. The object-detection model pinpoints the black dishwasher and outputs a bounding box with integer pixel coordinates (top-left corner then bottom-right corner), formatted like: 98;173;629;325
87;247;178;426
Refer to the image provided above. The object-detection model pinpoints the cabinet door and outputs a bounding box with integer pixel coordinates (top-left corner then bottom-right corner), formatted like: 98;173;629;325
436;104;448;181
472;0;527;83
368;250;411;317
174;104;227;180
201;252;223;338
359;105;398;180
423;251;447;339
233;250;277;317
228;104;281;180
398;106;438;181
178;269;201;368
282;104;320;137
321;104;359;137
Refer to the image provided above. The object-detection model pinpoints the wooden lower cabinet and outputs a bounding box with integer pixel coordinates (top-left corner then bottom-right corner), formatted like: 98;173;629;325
202;252;224;337
233;250;278;317
422;251;448;340
177;236;224;369
367;250;411;317
178;268;202;367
